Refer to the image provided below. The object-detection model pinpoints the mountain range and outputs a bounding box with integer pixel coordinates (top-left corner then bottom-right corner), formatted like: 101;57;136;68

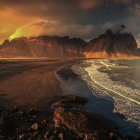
0;29;139;58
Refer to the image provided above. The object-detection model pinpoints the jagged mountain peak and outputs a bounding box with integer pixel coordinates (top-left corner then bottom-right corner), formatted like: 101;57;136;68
0;36;87;58
0;31;139;58
85;29;139;58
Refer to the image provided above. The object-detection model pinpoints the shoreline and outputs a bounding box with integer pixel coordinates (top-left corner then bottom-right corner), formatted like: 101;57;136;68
56;63;140;135
0;59;81;106
0;59;140;139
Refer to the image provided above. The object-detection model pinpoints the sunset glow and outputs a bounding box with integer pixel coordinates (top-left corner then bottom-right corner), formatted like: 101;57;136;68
0;1;140;139
0;0;139;44
9;28;23;41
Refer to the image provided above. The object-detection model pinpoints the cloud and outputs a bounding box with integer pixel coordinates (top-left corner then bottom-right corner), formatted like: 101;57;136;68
0;0;79;22
0;8;41;43
0;0;140;43
102;22;114;29
123;3;140;36
136;38;140;48
0;0;138;22
79;0;103;10
9;20;95;40
119;0;131;4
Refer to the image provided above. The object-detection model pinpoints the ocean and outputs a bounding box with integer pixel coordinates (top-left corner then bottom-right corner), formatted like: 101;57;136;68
72;59;140;127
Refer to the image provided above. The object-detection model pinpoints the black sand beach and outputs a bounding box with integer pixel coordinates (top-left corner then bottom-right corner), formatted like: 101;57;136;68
0;59;80;105
57;65;139;133
0;59;140;140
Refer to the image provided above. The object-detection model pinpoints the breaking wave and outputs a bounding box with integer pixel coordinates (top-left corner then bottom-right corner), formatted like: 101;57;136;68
72;59;140;126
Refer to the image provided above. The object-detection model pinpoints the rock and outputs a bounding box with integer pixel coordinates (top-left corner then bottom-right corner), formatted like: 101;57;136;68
44;128;57;140
13;106;19;113
0;99;132;140
0;135;4;139
50;136;57;140
79;133;85;139
56;96;88;106
53;99;119;140
58;133;64;140
42;119;47;125
54;118;61;128
54;106;92;134
32;115;37;119
19;134;25;140
84;133;99;140
53;96;88;112
0;107;4;112
109;132;122;140
44;131;49;140
31;123;38;130
28;108;38;116
0;115;18;136
19;110;24;116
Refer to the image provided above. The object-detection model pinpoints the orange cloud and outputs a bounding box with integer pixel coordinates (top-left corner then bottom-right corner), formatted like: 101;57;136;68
0;8;39;43
80;0;102;10
9;20;95;40
0;0;139;44
121;0;131;4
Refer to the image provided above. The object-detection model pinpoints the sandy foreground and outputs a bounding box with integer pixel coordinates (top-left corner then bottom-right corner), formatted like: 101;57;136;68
0;59;80;105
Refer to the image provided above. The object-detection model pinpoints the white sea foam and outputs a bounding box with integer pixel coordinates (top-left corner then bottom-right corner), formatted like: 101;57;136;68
72;59;140;126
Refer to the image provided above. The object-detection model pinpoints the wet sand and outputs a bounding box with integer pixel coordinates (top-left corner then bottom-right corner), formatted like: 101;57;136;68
0;59;80;106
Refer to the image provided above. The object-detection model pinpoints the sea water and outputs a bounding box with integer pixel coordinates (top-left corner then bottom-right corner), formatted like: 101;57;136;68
72;59;140;127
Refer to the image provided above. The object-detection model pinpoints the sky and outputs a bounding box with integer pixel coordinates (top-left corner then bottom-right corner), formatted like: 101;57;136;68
0;0;140;44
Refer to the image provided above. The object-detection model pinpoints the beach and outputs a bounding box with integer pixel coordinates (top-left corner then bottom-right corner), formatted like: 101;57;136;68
0;59;139;140
0;59;80;106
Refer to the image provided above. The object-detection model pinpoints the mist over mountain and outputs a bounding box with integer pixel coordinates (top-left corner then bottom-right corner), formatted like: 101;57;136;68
0;30;139;58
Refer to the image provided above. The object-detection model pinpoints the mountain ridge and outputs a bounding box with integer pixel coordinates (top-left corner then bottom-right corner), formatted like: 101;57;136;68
85;29;139;58
0;30;139;58
0;36;87;58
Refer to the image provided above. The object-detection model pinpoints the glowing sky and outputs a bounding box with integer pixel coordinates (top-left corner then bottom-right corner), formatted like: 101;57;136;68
0;0;140;43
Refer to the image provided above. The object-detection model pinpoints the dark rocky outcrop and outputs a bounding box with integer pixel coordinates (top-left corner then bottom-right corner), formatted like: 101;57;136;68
53;96;120;140
0;96;139;140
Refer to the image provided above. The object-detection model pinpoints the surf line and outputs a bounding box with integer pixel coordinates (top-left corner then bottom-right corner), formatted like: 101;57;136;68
99;60;112;70
86;70;140;105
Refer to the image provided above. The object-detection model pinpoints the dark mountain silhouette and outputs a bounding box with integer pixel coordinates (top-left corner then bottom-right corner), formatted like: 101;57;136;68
0;36;86;58
0;30;139;58
85;29;139;58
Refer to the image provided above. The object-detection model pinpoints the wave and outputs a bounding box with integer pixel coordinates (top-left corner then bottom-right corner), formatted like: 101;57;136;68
72;59;140;126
